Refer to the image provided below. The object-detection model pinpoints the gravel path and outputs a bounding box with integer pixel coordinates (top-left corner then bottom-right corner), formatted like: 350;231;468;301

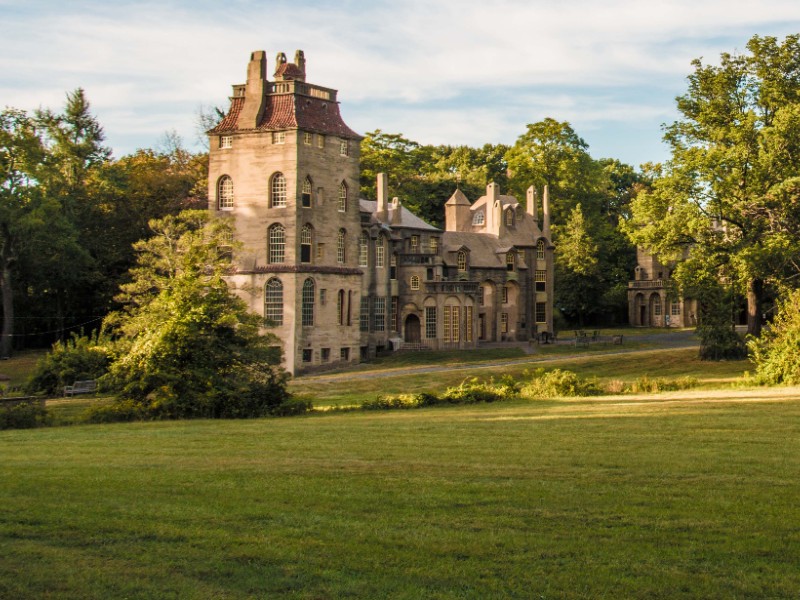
299;329;700;383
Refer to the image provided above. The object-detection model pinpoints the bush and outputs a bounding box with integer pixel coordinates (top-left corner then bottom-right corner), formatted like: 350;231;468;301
627;375;698;394
749;289;800;385
83;399;147;424
0;401;49;430
520;368;601;399
26;333;111;396
698;324;747;360
363;393;436;410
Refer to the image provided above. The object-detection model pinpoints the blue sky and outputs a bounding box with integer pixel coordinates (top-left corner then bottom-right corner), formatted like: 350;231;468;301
2;0;800;167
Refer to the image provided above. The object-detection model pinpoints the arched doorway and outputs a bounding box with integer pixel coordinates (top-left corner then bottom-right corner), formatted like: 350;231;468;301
634;293;646;326
404;314;421;343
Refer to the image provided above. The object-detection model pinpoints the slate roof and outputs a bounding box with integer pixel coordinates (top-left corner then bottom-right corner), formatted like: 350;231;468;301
360;200;441;232
442;232;512;269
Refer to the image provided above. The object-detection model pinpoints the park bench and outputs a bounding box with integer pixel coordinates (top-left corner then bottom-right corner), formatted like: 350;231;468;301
63;380;97;397
612;334;624;345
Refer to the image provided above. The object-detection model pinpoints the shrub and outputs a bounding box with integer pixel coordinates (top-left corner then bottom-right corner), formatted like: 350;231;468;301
628;375;698;394
0;401;49;430
83;399;147;424
520;368;601;399
698;324;747;360
363;393;434;410
749;289;800;385
26;333;112;396
441;378;506;404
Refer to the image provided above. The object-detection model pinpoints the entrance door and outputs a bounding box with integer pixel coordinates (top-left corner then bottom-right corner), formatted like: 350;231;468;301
404;314;421;343
478;314;486;340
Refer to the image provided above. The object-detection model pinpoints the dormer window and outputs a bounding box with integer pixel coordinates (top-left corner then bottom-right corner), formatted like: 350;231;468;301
457;251;467;272
506;251;515;271
472;211;485;225
505;208;515;227
219;135;232;149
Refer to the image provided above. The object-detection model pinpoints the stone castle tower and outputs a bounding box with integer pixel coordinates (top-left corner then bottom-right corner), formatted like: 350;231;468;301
208;51;555;375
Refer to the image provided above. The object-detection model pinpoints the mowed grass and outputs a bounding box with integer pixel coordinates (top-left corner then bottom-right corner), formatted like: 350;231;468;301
292;347;751;408
2;388;800;599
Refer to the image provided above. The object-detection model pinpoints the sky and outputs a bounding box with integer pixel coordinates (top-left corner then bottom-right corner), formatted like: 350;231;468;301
2;0;800;168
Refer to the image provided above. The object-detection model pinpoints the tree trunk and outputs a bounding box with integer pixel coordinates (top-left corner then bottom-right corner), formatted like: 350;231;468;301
0;260;14;358
746;278;763;337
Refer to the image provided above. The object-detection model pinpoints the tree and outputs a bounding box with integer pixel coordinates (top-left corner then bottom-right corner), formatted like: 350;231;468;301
626;35;800;337
749;288;800;384
102;210;290;418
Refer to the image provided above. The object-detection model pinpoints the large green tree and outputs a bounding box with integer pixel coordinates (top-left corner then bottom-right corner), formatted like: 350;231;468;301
103;210;289;418
626;35;800;336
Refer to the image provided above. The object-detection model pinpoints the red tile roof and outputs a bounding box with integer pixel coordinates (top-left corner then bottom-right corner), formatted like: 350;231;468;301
274;62;304;80
211;92;360;139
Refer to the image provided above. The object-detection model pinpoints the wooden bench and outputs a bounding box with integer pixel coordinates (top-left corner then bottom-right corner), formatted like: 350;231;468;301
63;380;97;397
612;334;624;345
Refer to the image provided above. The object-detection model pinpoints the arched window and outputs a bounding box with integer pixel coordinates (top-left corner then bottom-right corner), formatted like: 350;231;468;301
537;239;546;260
302;279;315;326
264;278;283;326
410;275;420;290
505;208;515;227
271;172;287;208
217;175;233;210
376;235;385;268
472;210;484;225
359;232;369;267
268;224;285;263
457;251;467;272
300;224;313;263
301;177;313;208
337;229;346;264
338;181;348;212
506;251;515;271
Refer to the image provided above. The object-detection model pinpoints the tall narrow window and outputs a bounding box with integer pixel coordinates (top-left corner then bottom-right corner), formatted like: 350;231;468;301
671;299;681;316
425;307;437;338
338;182;348;212
653;296;662;316
506;252;515;271
505;209;515;227
501;313;509;333
337;229;346;264
390;254;397;280
339;139;349;156
452;306;461;342
443;306;452;342
301;279;315;326
535;302;547;323
502;286;508;304
374;297;386;332
317;134;325;148
217;175;233;210
465;306;473;342
337;290;345;325
264;278;283;326
376;235;385;268
360;297;370;331
300;224;313;263
410;236;419;253
268;224;285;263
359;232;369;267
390;297;398;332
429;237;439;254
537;239;546;260
271;173;287;208
477;286;485;306
303;132;312;145
302;177;313;208
457;251;467;272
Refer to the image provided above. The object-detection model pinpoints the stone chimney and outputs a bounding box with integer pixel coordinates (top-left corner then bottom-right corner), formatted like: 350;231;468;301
486;182;500;235
239;51;268;129
527;186;538;220
391;197;402;225
294;50;306;81
377;173;389;219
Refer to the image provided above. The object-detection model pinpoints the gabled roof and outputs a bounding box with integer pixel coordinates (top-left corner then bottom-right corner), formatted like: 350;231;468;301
359;200;441;232
445;188;471;206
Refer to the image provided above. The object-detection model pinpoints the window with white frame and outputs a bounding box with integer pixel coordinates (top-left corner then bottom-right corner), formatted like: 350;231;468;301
536;270;546;292
506;252;515;271
271;173;287;208
302;177;313;208
303;131;312;145
429;237;439;254
337;229;346;264
465;306;473;342
410;236;419;253
537;239;546;260
443;306;451;342
457;251;467;272
268;224;285;263
272;131;286;144
338;182;347;212
452;306;461;342
300;224;313;263
671;299;681;316
374;297;386;332
217;175;233;210
472;211;484;225
301;279;315;326
339;139;349;156
219;135;232;149
264;278;283;326
376;236;385;267
410;275;420;290
425;307;437;338
358;232;369;267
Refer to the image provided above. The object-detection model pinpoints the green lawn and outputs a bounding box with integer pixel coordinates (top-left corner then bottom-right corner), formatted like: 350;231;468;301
2;387;799;599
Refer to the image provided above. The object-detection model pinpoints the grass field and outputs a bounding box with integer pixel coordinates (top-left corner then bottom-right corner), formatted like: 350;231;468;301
2;386;799;599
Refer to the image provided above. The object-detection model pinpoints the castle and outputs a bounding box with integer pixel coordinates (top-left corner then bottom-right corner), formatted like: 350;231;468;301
207;50;554;374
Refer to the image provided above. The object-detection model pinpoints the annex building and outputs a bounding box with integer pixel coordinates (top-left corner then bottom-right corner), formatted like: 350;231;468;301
208;50;554;374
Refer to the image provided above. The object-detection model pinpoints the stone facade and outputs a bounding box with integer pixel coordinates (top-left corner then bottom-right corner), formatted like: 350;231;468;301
627;247;697;327
208;50;554;374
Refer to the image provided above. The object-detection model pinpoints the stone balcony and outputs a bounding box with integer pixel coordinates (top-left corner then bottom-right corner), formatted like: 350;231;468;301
628;279;665;289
